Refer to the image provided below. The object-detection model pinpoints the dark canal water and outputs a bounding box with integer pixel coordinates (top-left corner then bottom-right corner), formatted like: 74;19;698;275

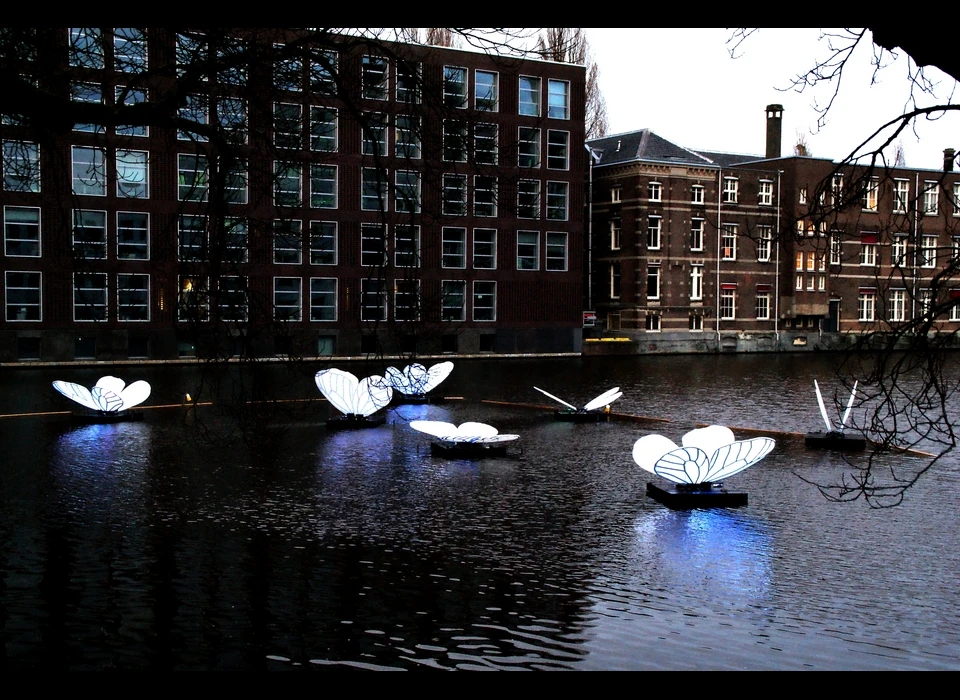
1;354;959;670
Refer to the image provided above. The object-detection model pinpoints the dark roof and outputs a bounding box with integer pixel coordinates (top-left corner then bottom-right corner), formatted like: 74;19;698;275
692;149;767;168
587;130;716;168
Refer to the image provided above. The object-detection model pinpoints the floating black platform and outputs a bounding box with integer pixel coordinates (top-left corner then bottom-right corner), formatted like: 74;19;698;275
71;410;144;425
326;414;386;430
554;409;609;423
646;482;748;509
804;431;866;451
392;394;449;405
430;440;509;458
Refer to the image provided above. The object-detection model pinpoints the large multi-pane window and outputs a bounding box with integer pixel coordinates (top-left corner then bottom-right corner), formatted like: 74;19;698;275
519;76;541;116
756;290;771;320
178;275;209;322
72;146;106;196
692;185;705;204
395;225;420;268
73;210;107;259
546;232;568;272
117;273;149;321
274;277;302;321
178;95;208;141
690;265;703;301
217;98;247;144
517;231;540;270
116;150;148;198
219;276;247;322
830;234;842;265
921;235;938;268
722;177;738;204
274;103;302;149
362;55;389;100
114;28;147;72
309;221;336;265
71;82;104;133
923;181;939;215
473;228;497;269
310;107;337;151
894;179;910;213
517;180;540;219
720;287;736;320
442;174;467;216
889;289;907;322
518;127;540;168
648;182;662;202
858;290;876;322
4;207;40;257
721;224;737;260
647;216;662;250
757;226;772;262
69;28;103;68
311;50;337;95
442;120;467;163
443;66;467;108
759;181;773;206
3;141;41;192
395;115;421;159
309;165;336;209
310;278;337;321
860;236;878;266
441;280;466;321
395;171;421;214
691;218;704;251
274;162;301;207
475;70;498;111
178;215;206;261
361;168;387;211
546;182;569;221
547;79;569;119
473;281;496;321
610;263;621;299
362;113;388;156
474;176;497;217
861;178;879;211
475;123;498;165
360;279;387;321
610;220;621;250
892;234;908;266
273;220;302;264
5;271;41;321
116;86;148;136
396;60;420;103
547;130;569;170
394;280;420;321
223;161;247;204
178;154;208;201
224;218;248;262
74;272;108;322
442;227;466;268
360;223;386;266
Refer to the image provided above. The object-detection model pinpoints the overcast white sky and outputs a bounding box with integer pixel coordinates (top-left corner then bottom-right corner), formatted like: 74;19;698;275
582;28;960;171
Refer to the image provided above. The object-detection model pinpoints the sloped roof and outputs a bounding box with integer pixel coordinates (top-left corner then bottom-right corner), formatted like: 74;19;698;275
691;149;767;168
587;130;716;168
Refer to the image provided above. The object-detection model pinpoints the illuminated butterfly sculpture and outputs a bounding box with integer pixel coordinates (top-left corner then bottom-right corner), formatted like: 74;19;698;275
409;420;519;457
633;425;775;486
314;368;393;418
385;361;454;398
52;376;151;413
534;386;622;414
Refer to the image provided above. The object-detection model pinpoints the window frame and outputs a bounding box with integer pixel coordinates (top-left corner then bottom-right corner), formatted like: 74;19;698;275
5;270;41;322
517;230;540;271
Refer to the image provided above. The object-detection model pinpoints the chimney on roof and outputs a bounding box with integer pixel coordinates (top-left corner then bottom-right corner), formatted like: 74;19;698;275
766;104;783;159
945;148;955;172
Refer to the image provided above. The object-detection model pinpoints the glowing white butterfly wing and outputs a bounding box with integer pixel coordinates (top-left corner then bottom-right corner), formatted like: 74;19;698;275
409;420;459;439
653;446;711;484
95;376;127;397
315;369;361;416
681;425;735;462
421;361;454;394
384;366;407;393
814;380;833;432
583;387;622;412
92;386;124;412
840;381;858;430
632;434;680;474
52;381;99;411
355;375;393;416
403;364;429;394
704;437;776;482
118;380;151;410
410;420;515;443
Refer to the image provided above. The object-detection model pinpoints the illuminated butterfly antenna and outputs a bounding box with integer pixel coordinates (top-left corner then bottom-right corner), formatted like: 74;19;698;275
839;380;858;432
814;380;833;432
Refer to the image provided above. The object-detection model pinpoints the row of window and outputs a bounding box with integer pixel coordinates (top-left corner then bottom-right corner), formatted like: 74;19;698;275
856;288;960;322
4;271;500;324
609;220;773;262
799;176;958;215
609;179;772;206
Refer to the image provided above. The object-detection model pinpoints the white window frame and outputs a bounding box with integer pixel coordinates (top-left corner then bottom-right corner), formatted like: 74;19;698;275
610;220;621;251
889;289;907;322
5;271;41;322
517;180;540;219
518;126;541;168
395;115;421;159
690;265;703;301
443;66;468;108
720;288;736;320
518;76;541;117
441;280;466;321
546;181;569;221
394;225;420;268
72;145;106;196
442;227;466;269
647;216;661;250
648;181;662;202
3;141;41;193
361;167;388;212
921;235;938;268
646;264;660;300
860;242;878;267
442;174;467;216
858;291;876;322
474;175;497;218
117;272;150;322
923;181;939;216
892;234;908;267
473;228;497;270
116;150;148;199
273;219;302;265
759;180;773;206
273;162;302;207
178;215;206;261
692;185;704;204
721;224;737;260
360;223;386;267
273;277;302;321
273;102;303;149
177;153;208;201
394;279;420;322
546;231;568;272
360;279;387;322
861;178;879;211
475;70;498;112
547;79;570;120
309;277;337;321
756;291;770;320
362;55;389;100
309;221;337;265
73;272;108;322
72;209;107;260
310;164;337;209
394;170;421;214
691;218;704;252
547;130;569;170
894;179;910;214
310;106;338;152
473;281;496;321
517;230;540;271
4;206;41;257
757;225;772;262
722;177;738;204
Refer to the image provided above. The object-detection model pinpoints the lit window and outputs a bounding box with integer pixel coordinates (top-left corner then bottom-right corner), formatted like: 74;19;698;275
518;76;541;117
72;209;106;259
443;66;467;108
442;227;466;269
547;79;569;119
442;280;466;321
116;150;148;198
475;70;498;111
473;228;497;269
5;271;41;321
799;187;808;204
273;220;302;264
178;275;208;322
473;281;496;321
309;221;336;265
861;178;879;211
4;206;41;257
517;231;540;270
546;232;567;272
3;141;41;192
796;252;804;271
274;277;302;321
72;146;106;196
73;272;107;322
310;278;337;321
117;273;149;321
362;55;389;100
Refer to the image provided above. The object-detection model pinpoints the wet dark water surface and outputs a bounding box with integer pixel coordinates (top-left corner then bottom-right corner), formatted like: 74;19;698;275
1;355;959;670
